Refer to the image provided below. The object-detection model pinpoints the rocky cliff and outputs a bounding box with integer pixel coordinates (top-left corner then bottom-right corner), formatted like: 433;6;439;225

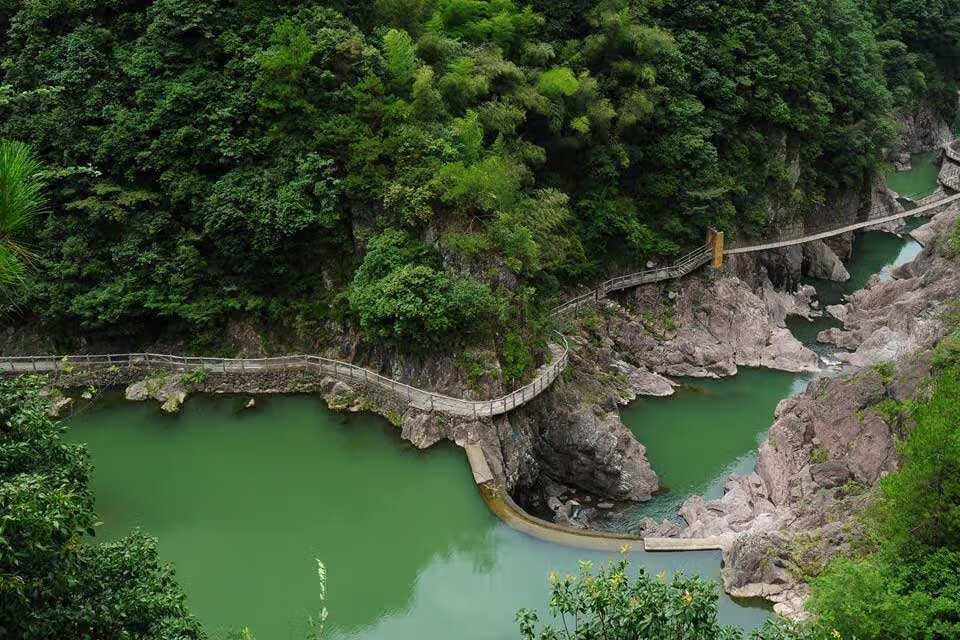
658;205;960;618
891;101;955;156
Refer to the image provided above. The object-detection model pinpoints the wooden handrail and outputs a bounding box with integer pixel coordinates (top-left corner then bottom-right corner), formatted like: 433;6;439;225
6;189;958;416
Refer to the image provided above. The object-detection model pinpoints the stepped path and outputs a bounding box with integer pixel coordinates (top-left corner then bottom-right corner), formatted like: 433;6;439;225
5;144;960;419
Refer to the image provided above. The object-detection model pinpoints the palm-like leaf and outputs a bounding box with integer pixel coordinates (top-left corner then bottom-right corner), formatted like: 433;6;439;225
0;140;45;294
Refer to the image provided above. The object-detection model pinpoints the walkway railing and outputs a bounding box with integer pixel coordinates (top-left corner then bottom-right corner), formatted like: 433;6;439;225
6;152;959;416
1;336;569;419
725;191;960;254
549;246;712;317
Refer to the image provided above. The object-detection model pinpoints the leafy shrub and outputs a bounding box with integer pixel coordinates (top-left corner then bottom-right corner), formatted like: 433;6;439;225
947;218;960;259
516;558;743;640
351;263;496;349
871;361;894;383
536;67;578;97
810;445;828;464
180;367;209;388
501;331;534;384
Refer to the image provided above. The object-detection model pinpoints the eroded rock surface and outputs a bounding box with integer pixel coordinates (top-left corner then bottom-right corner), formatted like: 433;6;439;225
802;240;850;282
125;375;187;413
613;277;820;377
819;205;960;367
893;101;955;154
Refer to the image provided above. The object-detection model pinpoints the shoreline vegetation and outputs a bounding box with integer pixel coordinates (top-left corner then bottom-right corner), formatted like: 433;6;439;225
2;0;957;364
2;0;959;638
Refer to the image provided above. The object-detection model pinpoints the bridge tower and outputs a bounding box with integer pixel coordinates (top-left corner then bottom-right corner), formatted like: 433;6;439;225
706;228;725;268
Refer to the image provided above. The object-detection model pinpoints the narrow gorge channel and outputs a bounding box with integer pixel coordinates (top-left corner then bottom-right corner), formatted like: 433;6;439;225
616;150;939;529
64;156;941;639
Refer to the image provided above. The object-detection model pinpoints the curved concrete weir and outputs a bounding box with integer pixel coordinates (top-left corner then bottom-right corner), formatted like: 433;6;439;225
464;444;725;553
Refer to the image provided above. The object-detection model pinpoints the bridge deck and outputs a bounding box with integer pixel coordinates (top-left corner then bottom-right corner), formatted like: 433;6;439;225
725;191;960;254
5;149;959;417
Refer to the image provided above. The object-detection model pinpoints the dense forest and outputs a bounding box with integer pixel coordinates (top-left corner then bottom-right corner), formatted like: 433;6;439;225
0;0;957;356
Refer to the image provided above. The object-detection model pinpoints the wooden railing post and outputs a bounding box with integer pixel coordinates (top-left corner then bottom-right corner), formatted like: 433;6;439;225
707;228;724;268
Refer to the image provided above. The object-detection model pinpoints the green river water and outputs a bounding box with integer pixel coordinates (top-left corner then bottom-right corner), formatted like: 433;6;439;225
65;154;940;640
883;150;940;200
68;395;768;639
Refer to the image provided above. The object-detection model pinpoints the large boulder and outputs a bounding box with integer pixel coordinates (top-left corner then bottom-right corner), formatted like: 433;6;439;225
802;240;850;282
125;375;188;413
530;400;660;502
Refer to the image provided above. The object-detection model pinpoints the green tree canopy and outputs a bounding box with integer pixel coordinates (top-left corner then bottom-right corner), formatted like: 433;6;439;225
0;376;203;639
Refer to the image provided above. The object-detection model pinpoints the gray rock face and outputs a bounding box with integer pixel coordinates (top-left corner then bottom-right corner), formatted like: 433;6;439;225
613;277;820;378
47;395;73;417
125;375;188;413
802;240;850;282
893;101;955;154
809;461;850;488
867;174;907;232
610;359;675;398
825;303;848;323
528;397;660;502
821;204;960;368
910;204;958;246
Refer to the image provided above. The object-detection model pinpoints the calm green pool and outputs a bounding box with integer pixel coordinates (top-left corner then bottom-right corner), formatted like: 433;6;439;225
619;370;809;523
621;149;939;522
884;150;940;199
67;395;770;640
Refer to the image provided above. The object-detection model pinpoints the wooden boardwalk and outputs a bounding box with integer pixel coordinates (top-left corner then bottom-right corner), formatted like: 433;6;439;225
725;191;960;254
0;342;568;419
5;143;959;417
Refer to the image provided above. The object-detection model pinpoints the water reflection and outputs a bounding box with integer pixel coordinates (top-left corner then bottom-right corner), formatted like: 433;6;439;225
68;394;769;640
620;370;807;523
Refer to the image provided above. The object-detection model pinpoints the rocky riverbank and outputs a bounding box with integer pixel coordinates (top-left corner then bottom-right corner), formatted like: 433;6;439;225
637;198;960;618
19;131;958;614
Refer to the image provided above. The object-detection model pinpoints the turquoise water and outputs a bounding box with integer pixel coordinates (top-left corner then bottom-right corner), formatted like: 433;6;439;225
621;152;938;522
67;394;770;639
884;150;940;199
619;370;809;523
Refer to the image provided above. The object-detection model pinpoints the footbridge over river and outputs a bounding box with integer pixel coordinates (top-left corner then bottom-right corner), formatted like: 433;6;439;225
4;144;959;419
6;147;959;553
